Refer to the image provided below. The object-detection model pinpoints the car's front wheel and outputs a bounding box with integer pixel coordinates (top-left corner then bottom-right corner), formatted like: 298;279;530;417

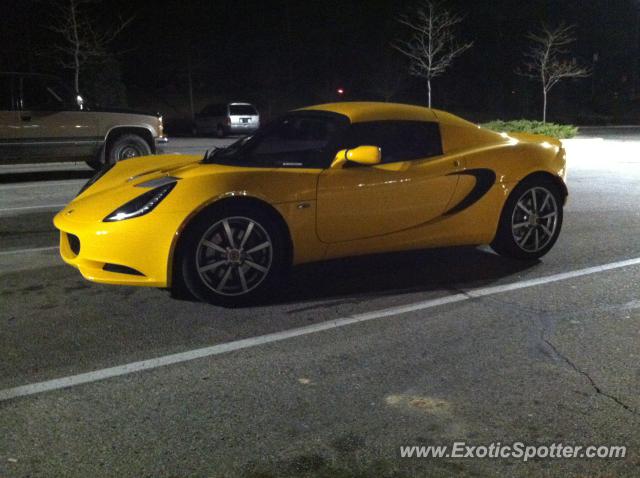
177;205;288;306
106;134;152;165
491;177;564;260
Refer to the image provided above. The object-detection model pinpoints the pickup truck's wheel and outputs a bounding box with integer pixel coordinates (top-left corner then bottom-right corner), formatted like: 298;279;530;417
177;204;288;306
107;134;152;164
491;177;563;260
85;157;103;170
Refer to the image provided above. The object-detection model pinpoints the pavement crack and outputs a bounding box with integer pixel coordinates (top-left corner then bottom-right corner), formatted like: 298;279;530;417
430;271;639;417
540;329;639;416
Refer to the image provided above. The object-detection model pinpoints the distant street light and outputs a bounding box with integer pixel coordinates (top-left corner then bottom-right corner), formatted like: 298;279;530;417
337;88;345;96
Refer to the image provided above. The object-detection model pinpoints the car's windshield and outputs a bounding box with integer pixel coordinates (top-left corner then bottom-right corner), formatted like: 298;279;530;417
204;112;349;168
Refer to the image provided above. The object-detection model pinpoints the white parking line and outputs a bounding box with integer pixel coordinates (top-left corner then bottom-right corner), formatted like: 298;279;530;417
0;204;66;213
1;256;640;402
0;162;91;174
0;246;58;256
0;180;85;190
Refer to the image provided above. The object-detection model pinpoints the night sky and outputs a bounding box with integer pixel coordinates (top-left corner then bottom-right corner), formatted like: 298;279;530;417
2;0;639;123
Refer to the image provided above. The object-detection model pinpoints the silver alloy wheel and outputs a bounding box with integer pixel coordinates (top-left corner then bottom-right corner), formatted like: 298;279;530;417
195;216;273;296
117;145;142;160
511;186;559;253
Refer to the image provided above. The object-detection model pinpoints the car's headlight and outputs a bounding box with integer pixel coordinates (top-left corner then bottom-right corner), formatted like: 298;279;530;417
158;115;164;137
103;181;176;222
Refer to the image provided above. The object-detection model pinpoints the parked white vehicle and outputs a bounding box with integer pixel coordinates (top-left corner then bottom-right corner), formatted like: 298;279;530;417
193;102;259;137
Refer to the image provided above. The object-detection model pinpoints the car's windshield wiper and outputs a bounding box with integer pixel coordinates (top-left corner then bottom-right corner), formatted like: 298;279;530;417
202;147;219;162
204;136;254;163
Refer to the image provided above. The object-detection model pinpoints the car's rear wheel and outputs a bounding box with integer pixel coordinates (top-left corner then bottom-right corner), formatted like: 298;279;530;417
216;125;226;138
491;177;563;260
106;134;152;165
177;205;288;306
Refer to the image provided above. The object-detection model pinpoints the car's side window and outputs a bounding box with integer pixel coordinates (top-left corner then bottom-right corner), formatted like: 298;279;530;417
0;76;13;111
20;77;69;111
342;120;443;163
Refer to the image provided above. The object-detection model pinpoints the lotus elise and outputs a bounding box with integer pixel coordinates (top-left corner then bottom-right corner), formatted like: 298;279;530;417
54;102;567;305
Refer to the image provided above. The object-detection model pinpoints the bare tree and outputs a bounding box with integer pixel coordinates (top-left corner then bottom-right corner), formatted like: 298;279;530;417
519;24;590;122
49;0;133;94
394;1;472;108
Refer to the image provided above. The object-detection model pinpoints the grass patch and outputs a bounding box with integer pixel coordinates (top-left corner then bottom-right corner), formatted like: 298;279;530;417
481;119;578;139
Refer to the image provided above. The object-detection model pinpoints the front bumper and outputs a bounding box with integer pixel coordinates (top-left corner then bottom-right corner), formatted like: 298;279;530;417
154;136;169;154
54;208;184;288
228;124;259;135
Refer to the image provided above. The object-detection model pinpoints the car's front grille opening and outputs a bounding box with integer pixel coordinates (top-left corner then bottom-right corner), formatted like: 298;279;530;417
102;263;145;276
67;234;81;255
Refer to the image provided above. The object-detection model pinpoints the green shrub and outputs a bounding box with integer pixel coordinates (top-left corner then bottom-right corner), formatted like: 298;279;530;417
481;119;578;139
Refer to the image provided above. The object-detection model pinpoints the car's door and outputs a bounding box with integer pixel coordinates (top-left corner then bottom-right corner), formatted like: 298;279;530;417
0;75;21;162
16;75;100;161
316;120;462;243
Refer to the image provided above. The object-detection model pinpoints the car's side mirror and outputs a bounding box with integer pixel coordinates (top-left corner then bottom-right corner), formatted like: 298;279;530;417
331;145;382;168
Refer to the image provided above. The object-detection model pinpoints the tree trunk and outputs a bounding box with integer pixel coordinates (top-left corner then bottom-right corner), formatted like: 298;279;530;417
70;0;81;94
427;79;432;108
542;88;547;123
74;56;80;95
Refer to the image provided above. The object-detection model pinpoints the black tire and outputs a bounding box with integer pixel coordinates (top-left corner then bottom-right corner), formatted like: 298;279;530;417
106;134;152;165
176;203;289;306
86;158;103;170
85;145;106;170
216;125;226;138
491;177;564;260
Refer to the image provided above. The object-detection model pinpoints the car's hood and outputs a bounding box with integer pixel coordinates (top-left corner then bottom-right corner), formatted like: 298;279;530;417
63;155;241;221
65;154;320;223
77;154;233;199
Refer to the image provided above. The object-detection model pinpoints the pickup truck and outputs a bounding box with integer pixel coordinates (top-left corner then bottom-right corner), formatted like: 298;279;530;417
0;72;166;169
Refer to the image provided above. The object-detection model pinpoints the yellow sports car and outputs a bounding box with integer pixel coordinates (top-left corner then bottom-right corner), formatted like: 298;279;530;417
54;102;567;305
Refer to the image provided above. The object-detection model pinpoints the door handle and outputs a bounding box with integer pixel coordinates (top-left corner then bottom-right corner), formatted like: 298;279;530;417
21;114;31;121
453;159;461;168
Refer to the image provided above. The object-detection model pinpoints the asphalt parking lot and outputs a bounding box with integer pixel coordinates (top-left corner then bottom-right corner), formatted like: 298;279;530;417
1;131;640;477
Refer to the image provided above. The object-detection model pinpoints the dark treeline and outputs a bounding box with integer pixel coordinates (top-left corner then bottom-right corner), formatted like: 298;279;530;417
1;0;639;126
